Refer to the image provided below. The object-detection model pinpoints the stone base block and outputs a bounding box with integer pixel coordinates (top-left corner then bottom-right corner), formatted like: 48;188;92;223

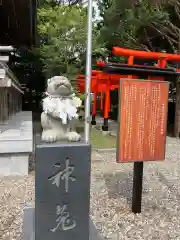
0;111;33;176
22;207;104;240
0;153;29;176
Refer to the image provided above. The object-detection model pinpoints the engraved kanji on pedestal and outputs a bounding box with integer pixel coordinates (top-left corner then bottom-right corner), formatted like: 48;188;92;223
48;157;76;233
35;142;91;240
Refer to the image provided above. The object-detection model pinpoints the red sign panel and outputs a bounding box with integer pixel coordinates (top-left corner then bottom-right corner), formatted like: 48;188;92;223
117;79;169;163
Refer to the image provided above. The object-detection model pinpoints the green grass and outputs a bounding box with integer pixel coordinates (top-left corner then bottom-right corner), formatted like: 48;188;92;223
77;124;117;149
90;128;117;149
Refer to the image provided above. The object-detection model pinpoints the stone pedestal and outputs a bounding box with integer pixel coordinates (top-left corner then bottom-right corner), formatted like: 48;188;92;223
35;141;91;240
0;111;32;176
22;207;103;240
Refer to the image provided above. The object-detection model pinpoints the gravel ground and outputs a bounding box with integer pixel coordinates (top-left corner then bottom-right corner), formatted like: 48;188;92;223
91;137;180;240
0;173;35;240
0;137;180;240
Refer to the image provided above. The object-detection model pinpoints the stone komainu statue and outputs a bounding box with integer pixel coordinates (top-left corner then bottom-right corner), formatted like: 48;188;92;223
41;76;82;142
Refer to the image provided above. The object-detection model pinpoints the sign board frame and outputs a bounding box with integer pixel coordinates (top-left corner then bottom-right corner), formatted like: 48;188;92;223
116;78;169;163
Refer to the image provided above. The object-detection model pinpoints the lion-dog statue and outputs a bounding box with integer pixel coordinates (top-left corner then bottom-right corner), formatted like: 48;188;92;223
41;76;82;142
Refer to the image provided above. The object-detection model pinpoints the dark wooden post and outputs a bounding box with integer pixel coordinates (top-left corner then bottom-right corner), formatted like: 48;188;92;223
132;162;144;213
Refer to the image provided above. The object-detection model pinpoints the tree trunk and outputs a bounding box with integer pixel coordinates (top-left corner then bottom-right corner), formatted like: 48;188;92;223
174;77;180;138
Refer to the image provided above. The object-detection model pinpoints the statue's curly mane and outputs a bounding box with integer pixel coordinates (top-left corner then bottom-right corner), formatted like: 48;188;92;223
42;94;82;125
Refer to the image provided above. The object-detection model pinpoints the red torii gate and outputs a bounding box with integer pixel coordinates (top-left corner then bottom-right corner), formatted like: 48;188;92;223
77;47;180;131
77;70;127;126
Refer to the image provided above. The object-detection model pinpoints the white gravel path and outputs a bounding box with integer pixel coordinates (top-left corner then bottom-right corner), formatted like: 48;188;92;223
0;137;180;240
91;137;180;240
0;173;35;240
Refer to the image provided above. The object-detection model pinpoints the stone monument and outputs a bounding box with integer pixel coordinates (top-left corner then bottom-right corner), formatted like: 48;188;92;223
23;76;103;240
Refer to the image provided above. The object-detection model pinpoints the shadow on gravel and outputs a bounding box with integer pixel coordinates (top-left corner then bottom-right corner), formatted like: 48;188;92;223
104;172;149;206
104;172;133;205
157;171;180;202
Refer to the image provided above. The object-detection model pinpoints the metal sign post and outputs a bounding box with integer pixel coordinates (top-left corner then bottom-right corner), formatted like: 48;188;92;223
84;0;93;143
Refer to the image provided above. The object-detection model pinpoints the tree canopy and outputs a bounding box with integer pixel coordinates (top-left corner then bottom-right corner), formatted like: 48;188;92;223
98;0;180;54
39;0;83;7
37;5;86;77
37;3;101;78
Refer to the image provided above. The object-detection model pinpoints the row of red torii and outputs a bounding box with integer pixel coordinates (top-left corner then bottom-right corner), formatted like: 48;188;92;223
77;47;180;131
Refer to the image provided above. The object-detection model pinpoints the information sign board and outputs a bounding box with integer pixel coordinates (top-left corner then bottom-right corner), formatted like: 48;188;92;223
117;79;169;163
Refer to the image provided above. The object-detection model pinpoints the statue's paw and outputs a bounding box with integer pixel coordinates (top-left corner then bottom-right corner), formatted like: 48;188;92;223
42;130;58;143
67;132;81;142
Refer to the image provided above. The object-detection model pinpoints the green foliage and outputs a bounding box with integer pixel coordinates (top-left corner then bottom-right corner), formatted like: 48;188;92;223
96;0;113;29
37;5;86;77
77;92;85;101
39;0;83;7
37;4;100;78
99;0;169;51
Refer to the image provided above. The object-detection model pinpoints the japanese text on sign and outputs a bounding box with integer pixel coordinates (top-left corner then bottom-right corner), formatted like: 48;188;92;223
117;79;169;163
